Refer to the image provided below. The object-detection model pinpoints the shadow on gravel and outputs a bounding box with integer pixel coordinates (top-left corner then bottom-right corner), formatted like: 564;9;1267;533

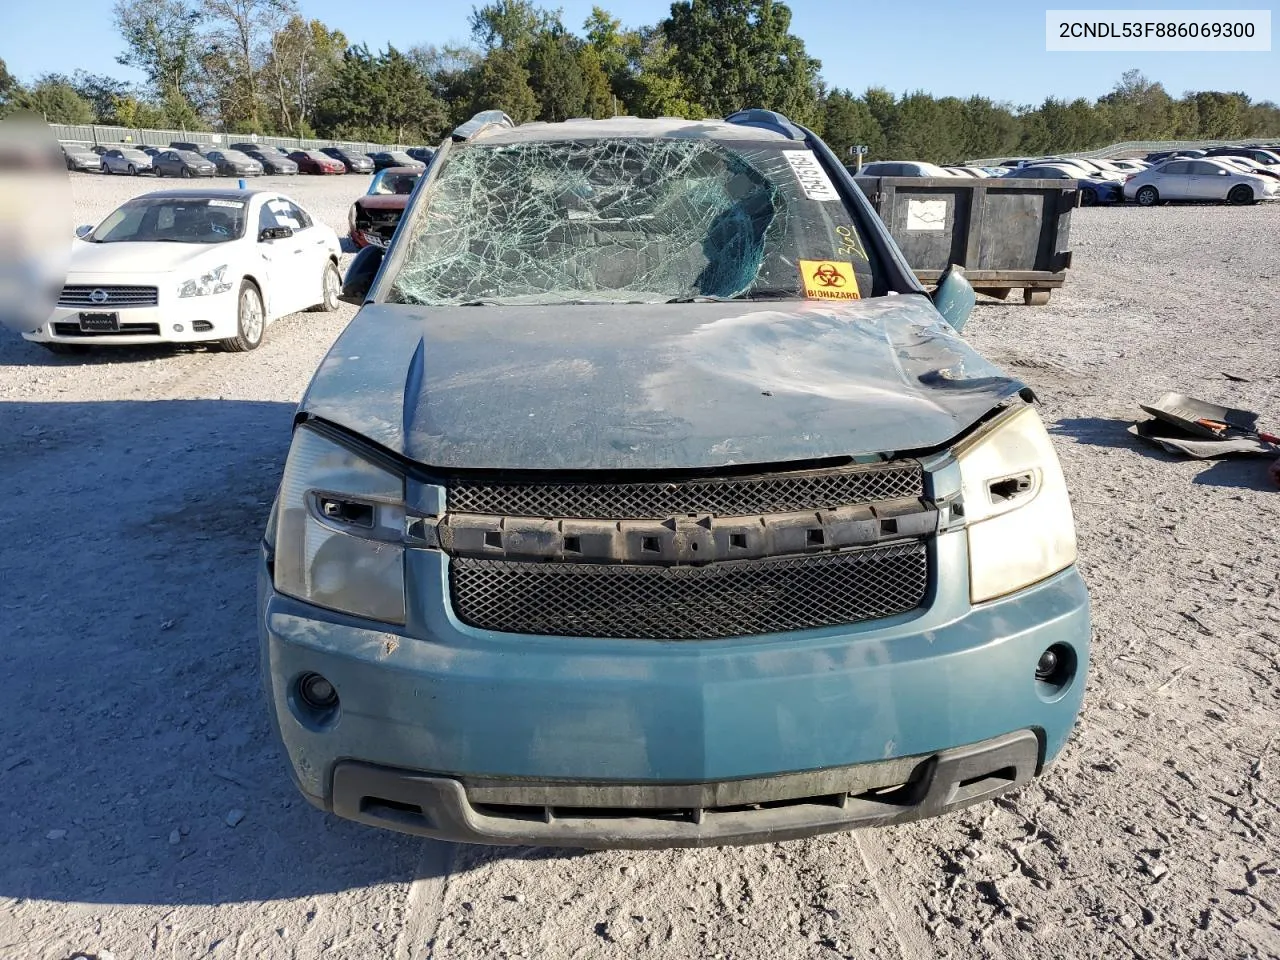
0;339;210;367
1190;458;1280;492
0;398;469;906
1048;416;1144;450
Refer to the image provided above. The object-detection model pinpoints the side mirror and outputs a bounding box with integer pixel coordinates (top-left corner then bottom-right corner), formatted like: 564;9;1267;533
341;245;385;304
931;264;975;333
258;226;293;242
74;224;94;239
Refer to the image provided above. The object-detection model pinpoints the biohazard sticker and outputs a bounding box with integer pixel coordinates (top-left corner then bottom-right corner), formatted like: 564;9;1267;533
784;151;840;201
799;260;861;300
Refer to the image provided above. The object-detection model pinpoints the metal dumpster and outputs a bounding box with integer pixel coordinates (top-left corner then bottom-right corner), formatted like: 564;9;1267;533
853;176;1077;305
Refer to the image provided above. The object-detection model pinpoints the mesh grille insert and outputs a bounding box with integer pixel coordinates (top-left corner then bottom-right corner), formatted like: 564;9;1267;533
449;541;928;639
446;462;923;520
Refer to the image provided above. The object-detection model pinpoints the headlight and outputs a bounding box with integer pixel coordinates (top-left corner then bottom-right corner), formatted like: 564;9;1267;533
178;265;233;298
274;425;406;624
955;405;1077;603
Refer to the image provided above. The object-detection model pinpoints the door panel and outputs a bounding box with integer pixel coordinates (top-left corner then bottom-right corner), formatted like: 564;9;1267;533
1188;162;1230;199
1157;163;1192;199
261;199;311;314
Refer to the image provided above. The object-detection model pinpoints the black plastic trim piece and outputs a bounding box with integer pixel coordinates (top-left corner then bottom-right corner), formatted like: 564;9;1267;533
329;729;1042;848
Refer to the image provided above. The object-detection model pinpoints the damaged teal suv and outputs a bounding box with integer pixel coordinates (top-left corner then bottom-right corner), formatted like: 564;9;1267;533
258;110;1090;848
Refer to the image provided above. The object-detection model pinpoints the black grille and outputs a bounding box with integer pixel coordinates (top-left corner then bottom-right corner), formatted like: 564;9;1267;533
58;285;159;308
446;463;923;520
449;541;928;639
53;322;161;337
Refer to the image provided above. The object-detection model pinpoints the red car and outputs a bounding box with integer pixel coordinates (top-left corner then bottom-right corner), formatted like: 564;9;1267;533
289;150;346;175
349;167;424;249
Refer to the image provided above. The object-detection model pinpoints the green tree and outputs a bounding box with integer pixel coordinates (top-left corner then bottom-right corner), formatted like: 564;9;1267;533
469;0;554;51
1098;69;1176;139
201;0;294;130
68;72;135;124
412;43;484;128
1189;91;1249;139
583;6;628;93
0;59;17;108
959;96;1020;160
577;45;614;118
261;16;347;135
470;47;539;123
661;0;820;123
10;75;96;123
315;44;445;142
821;89;884;161
113;0;204;124
527;30;588;121
626;31;701;118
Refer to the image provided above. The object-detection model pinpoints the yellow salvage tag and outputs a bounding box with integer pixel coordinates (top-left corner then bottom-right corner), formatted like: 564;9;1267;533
799;260;861;300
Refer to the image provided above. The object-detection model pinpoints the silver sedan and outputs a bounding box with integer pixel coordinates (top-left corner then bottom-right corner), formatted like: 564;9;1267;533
101;148;155;176
1124;158;1280;206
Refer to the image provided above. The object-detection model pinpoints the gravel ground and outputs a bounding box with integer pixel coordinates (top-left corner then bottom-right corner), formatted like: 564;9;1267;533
2;173;1279;960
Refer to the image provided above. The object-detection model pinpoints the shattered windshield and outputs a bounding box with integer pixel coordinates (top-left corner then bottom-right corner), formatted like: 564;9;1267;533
387;138;881;306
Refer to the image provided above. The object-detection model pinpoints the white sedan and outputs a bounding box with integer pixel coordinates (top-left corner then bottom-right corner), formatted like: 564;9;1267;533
24;189;342;353
1124;158;1280;206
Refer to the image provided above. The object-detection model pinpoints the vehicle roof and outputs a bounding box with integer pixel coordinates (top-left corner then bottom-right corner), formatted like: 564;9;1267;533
471;116;802;145
123;188;275;201
379;166;424;175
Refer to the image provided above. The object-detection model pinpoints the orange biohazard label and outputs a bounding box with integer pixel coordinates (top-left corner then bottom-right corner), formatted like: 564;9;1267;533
799;260;861;300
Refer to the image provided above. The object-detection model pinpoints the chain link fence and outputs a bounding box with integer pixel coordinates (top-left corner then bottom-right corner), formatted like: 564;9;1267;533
49;123;408;154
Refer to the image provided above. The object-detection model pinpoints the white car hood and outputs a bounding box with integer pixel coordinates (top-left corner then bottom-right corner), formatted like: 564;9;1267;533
67;240;230;276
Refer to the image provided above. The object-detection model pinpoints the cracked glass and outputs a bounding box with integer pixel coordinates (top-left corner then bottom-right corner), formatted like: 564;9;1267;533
388;138;881;306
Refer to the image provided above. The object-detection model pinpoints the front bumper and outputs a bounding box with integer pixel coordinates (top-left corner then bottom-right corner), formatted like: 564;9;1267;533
24;285;239;345
260;527;1091;846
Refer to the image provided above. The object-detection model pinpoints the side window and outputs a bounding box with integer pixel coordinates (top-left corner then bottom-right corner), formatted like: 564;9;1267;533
260;198;309;231
258;202;282;235
1162;161;1191;175
284;202;312;229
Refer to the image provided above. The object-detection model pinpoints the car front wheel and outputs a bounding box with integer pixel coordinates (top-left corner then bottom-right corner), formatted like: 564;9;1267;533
1135;185;1160;206
219;280;265;352
1227;184;1254;205
181;167;192;178
309;260;341;312
1080;187;1098;206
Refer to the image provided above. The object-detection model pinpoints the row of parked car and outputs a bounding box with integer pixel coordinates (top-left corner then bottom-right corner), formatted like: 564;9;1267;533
60;141;435;178
857;143;1280;207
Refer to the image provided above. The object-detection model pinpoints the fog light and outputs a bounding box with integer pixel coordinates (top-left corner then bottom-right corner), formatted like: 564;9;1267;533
173;323;184;332
1035;643;1076;700
298;672;338;710
1035;649;1059;681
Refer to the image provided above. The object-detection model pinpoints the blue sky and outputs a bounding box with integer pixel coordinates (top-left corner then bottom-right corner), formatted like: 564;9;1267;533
2;0;1275;105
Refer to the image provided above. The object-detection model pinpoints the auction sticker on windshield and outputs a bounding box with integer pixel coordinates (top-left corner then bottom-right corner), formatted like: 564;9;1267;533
799;260;861;300
784;151;840;201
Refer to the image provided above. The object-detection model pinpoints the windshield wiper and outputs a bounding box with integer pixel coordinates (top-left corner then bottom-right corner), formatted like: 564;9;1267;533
666;289;802;304
736;289;803;301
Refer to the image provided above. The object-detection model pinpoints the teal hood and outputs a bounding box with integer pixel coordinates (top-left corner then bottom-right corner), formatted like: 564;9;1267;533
299;294;1024;471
